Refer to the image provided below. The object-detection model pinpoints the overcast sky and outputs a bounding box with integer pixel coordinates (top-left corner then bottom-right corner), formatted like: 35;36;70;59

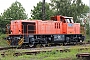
0;0;89;18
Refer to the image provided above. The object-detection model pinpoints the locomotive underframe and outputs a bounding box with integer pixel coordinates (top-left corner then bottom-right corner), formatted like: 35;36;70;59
6;34;85;46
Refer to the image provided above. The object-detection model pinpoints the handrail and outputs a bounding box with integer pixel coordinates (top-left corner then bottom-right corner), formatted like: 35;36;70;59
22;25;24;38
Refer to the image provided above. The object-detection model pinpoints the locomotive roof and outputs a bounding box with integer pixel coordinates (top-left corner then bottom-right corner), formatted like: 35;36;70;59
64;17;73;19
11;20;55;22
11;20;42;22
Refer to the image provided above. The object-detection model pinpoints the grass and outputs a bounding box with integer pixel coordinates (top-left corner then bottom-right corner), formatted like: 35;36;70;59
0;34;8;47
85;35;90;42
0;48;90;60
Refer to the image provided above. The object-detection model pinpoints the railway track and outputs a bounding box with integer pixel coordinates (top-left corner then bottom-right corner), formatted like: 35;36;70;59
0;43;90;57
1;46;90;57
0;41;89;51
0;42;89;51
0;46;22;51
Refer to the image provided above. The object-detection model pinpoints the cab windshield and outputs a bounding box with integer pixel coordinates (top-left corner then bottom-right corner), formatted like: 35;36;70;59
65;18;74;23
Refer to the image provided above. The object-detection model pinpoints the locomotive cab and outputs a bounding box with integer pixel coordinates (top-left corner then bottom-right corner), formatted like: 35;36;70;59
62;17;74;34
51;15;84;43
51;15;74;23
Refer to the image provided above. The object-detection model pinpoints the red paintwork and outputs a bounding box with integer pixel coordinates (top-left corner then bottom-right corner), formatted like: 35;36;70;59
10;20;22;34
9;15;80;35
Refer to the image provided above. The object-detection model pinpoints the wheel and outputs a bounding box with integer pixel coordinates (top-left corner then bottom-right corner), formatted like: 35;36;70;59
42;44;48;47
63;43;67;46
28;44;34;47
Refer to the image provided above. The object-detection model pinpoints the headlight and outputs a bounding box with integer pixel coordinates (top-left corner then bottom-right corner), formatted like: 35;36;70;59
8;37;11;40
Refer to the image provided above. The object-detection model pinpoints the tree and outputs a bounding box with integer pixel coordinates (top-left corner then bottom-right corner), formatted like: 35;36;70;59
30;1;54;20
50;0;72;15
0;1;27;34
50;0;89;22
2;1;27;20
0;14;8;34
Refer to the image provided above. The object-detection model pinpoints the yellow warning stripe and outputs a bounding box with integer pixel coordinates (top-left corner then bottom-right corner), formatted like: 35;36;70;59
18;39;21;45
18;38;24;46
19;38;24;45
6;40;11;45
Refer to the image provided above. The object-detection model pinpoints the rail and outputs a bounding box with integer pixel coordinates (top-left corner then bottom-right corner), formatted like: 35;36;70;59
0;43;90;57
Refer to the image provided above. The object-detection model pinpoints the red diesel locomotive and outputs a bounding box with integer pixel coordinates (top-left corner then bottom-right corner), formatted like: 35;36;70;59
6;15;84;46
